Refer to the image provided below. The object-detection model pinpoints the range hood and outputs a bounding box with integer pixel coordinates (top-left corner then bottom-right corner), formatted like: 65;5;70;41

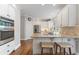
41;19;51;22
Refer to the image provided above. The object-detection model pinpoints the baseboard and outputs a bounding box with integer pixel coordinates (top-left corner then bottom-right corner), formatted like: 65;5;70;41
14;43;21;50
21;39;33;40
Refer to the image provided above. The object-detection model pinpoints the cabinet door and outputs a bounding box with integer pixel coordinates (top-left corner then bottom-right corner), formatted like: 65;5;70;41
77;5;79;25
0;40;15;55
56;12;62;27
61;6;69;27
8;5;15;20
0;4;8;18
0;44;7;55
68;5;77;26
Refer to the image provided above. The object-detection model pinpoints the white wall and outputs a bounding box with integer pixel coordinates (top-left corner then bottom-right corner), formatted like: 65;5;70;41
20;16;25;39
14;6;21;49
24;19;33;40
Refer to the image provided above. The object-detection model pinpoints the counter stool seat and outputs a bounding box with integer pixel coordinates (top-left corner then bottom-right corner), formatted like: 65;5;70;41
41;42;54;48
55;42;73;55
40;42;54;55
57;42;73;48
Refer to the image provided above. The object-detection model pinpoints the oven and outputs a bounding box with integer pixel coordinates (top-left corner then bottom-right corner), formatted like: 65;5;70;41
0;31;14;41
0;16;14;45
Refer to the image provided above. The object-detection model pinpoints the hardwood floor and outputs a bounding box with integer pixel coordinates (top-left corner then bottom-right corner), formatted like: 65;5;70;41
10;39;75;55
10;39;32;55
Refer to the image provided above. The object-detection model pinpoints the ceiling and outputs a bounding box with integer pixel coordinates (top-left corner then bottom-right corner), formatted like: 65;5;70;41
17;4;66;19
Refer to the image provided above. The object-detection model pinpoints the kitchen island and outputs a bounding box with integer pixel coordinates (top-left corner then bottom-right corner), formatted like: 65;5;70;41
32;33;79;55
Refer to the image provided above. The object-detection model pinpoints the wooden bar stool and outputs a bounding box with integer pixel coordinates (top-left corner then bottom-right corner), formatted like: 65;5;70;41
55;42;72;55
40;42;54;55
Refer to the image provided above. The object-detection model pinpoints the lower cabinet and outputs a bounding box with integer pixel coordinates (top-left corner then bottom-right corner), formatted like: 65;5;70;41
0;40;15;55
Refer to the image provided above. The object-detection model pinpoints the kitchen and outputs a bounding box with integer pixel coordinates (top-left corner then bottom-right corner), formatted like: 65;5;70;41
0;4;79;55
20;4;79;55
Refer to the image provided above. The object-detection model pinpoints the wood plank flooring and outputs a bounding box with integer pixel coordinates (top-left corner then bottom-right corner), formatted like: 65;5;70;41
10;39;32;55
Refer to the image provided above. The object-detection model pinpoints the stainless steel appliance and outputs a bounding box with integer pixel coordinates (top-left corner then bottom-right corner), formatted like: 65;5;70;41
33;25;40;33
0;16;14;46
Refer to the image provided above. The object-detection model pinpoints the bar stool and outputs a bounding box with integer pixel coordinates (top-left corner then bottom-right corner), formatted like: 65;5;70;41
40;42;55;55
55;42;73;55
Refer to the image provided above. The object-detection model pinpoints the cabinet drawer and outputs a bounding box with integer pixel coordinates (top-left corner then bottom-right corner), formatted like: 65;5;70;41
0;49;7;55
0;48;13;55
0;40;15;55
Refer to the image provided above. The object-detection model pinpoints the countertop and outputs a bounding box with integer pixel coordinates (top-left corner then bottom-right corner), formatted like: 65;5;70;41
31;33;79;38
32;26;79;39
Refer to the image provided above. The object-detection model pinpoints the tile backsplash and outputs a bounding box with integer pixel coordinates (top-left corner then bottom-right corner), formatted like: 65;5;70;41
60;26;79;36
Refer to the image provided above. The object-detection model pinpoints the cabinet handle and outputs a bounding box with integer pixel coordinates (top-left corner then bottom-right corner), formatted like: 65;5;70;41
7;14;10;17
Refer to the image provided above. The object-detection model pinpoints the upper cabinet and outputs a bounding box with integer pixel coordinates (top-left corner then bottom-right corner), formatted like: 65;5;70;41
8;5;15;20
76;5;79;25
68;5;77;26
0;5;8;18
0;4;15;21
55;4;77;27
61;6;69;26
55;12;62;28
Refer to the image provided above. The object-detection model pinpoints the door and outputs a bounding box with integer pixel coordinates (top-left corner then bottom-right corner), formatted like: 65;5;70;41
25;20;33;40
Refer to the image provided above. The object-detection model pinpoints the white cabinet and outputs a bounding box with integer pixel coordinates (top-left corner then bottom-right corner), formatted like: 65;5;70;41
61;6;69;26
68;5;77;26
53;38;62;42
8;5;15;20
0;4;15;20
76;5;79;25
56;12;62;27
0;40;15;55
0;4;8;18
56;5;77;27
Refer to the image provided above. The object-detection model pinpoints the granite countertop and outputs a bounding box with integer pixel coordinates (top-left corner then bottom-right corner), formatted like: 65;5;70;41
31;33;79;38
32;26;79;39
